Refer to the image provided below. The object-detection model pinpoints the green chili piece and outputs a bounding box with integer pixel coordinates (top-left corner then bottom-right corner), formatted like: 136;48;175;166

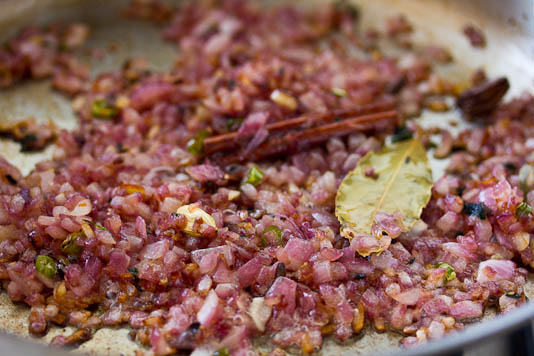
35;255;57;279
61;231;84;257
262;225;283;247
245;167;264;186
226;117;243;132
187;130;210;155
436;262;456;281
331;87;347;97
516;202;532;217
91;99;118;119
83;219;109;232
214;348;229;356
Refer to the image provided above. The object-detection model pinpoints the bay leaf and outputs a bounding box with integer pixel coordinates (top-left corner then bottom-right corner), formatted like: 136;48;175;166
335;138;433;256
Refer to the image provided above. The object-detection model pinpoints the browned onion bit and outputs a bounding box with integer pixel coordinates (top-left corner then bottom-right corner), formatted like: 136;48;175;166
463;25;487;48
0;118;57;152
50;328;93;348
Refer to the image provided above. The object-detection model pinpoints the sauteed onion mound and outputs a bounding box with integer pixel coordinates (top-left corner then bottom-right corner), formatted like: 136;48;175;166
0;0;532;354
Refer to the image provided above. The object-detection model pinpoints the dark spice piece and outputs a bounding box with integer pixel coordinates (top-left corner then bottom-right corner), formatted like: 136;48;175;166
408;257;415;265
0;119;57;151
20;134;38;151
386;75;407;94
116;142;128;153
334;0;360;21
128;267;139;277
168;322;201;351
4;174;17;185
462;202;487;219
275;262;286;278
505;290;521;299
391;126;413;142
457;77;509;119
504;162;516;171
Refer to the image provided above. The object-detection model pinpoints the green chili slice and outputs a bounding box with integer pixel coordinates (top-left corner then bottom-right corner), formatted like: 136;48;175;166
331;87;347;97
516;202;532;217
214;348;229;356
245;167;264;186
187;130;210;155
436;262;456;281
61;231;84;257
83;219;109;231
261;225;283;247
226;117;243;132
91;99;118;119
35;255;57;279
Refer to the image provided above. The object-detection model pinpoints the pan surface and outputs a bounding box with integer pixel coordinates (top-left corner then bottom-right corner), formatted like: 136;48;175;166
0;0;532;355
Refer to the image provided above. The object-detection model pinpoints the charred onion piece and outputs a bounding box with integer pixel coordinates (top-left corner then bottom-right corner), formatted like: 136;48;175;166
456;77;510;119
50;328;93;348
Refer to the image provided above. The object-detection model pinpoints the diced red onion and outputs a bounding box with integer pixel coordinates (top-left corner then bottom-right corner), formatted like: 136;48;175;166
477;259;515;283
197;290;221;327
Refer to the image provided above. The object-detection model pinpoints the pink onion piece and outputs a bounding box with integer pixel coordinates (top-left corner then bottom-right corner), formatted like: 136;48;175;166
392;288;421;305
68;199;92;216
477;259;515;283
143;166;175;185
237;257;263;287
276;238;314;271
199;251;218;275
312;261;333;284
186;164;224;183
197;290;221;327
150;326;174;355
436;211;461;233
450;301;483;320
191;246;234;267
265;277;297;315
142;240;169;260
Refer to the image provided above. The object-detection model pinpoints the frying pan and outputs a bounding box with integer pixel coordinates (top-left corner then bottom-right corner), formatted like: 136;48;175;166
0;0;533;355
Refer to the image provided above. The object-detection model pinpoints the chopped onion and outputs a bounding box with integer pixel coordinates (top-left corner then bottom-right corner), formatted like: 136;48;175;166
249;297;272;332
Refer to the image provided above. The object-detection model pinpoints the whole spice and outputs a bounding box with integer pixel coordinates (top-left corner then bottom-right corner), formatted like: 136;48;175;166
336;139;433;256
457;77;509;119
